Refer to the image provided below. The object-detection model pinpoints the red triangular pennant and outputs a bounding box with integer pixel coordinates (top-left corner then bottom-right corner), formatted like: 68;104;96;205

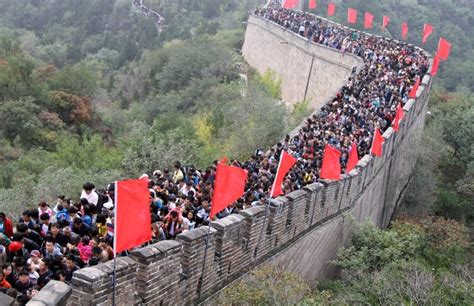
408;77;420;99
422;24;433;44
371;128;384;157
431;53;440;76
392;104;405;132
401;22;408;40
437;37;451;61
346;142;359;173
382;15;390;31
270;151;297;198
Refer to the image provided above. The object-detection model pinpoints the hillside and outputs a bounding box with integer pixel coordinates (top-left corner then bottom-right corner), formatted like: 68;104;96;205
0;0;290;216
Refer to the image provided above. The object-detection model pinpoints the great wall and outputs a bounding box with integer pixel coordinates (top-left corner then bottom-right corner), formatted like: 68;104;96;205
9;8;434;306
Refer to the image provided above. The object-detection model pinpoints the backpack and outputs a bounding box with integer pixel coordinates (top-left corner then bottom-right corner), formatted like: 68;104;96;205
95;192;108;214
56;210;69;221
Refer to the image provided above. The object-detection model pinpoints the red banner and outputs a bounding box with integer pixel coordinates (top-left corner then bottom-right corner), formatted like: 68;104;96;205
382;15;390;31
347;8;358;24
115;179;151;253
364;12;374;29
320;145;342;180
422;24;433;44
327;3;335;16
371;128;384;157
401;22;408;40
209;163;247;219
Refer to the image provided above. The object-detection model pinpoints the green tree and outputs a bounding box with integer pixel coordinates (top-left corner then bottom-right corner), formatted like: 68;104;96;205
0;98;43;146
48;65;97;96
214;265;311;305
155;39;238;93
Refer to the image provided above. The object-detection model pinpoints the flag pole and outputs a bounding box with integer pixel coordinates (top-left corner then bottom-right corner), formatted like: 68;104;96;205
197;224;211;300
254;151;284;261
112;181;117;306
253;197;271;261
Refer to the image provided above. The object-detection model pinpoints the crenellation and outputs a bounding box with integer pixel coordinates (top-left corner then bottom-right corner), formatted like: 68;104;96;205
267;197;291;247
319;180;341;218
338;174;352;210
129;240;181;305
347;168;362;206
286;189;311;238
356;155;371;190
303;182;324;226
176;226;218;303
210;214;246;283
239;206;270;262
403;99;416;128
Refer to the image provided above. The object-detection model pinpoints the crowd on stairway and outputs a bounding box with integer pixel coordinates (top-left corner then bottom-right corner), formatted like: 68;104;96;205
0;4;429;304
132;0;165;31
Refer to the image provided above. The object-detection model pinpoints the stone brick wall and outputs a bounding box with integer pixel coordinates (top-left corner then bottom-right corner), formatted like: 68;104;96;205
27;280;71;306
242;15;363;110
55;14;433;306
68;257;137;305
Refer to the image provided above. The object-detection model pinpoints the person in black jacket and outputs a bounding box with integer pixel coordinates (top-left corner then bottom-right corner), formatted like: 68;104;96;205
16;224;43;247
14;269;32;294
37;260;53;289
48;223;69;249
72;218;90;237
63;255;78;282
12;233;39;256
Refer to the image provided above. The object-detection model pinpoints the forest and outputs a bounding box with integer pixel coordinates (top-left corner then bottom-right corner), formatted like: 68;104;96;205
0;0;292;216
0;0;472;303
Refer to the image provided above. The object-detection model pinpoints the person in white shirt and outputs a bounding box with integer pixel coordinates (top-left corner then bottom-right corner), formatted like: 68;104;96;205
80;182;99;206
179;181;196;197
182;211;196;232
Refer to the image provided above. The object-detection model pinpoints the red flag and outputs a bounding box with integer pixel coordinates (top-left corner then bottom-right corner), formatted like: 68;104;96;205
115;179;151;253
371;128;384;157
210;163;247;219
327;3;335;16
437;37;451;61
401;22;408;40
431;53;440;76
422;24;433;44
382;15;390;31
270;151;297;198
320;145;341;180
347;8;357;24
408;77;420;99
364;12;374;29
309;0;316;10
392;104;405;132
346;142;359;173
283;0;299;9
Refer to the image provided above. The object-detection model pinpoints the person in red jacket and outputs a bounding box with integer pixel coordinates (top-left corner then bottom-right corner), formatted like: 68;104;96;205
0;272;11;289
0;213;14;238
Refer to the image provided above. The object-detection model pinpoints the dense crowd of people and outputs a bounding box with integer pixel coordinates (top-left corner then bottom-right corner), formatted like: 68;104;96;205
132;0;165;31
0;4;429;304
